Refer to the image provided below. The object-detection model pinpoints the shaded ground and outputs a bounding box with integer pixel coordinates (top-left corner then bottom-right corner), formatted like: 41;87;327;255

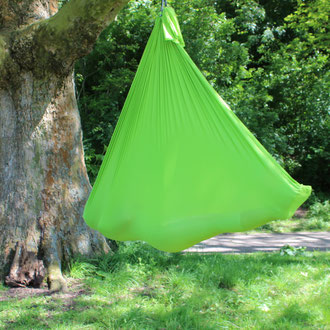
0;279;87;303
185;231;330;253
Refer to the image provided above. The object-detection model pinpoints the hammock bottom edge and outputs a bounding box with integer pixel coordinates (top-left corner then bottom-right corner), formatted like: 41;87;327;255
83;183;312;252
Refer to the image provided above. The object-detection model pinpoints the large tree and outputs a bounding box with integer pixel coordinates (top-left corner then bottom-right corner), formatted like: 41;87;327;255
0;0;129;291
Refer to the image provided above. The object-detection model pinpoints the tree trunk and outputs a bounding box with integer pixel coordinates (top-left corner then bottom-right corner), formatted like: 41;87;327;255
0;0;129;291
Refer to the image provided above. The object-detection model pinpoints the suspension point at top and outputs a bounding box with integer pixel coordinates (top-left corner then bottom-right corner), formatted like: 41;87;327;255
161;0;168;13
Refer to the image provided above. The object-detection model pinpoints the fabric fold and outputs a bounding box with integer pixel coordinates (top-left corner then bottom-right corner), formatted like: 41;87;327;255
161;7;185;47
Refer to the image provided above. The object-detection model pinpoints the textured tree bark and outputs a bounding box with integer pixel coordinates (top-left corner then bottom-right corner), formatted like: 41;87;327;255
0;0;129;291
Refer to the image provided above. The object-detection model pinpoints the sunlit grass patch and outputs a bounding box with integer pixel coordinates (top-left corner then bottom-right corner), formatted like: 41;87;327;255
0;242;329;329
255;202;329;233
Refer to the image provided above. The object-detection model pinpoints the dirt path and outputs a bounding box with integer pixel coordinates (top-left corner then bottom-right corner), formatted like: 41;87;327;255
185;231;330;253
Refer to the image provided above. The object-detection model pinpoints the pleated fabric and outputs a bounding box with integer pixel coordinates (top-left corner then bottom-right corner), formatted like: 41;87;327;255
83;7;312;252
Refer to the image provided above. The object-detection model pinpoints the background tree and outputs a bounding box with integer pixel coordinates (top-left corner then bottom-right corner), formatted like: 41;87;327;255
0;0;129;290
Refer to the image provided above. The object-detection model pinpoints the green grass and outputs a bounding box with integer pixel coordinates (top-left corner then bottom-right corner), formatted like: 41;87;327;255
0;242;329;329
252;217;323;233
252;201;330;233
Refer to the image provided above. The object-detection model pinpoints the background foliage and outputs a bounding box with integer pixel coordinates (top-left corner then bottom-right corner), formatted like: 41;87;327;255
75;0;329;200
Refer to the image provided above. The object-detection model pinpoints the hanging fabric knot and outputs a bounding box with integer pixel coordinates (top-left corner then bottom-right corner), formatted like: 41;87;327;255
160;7;185;47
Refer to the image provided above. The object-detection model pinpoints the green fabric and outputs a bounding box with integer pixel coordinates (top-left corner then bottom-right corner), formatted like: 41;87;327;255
83;7;311;252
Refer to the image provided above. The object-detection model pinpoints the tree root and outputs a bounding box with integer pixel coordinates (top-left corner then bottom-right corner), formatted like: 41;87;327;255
5;242;45;288
47;262;68;292
5;242;68;292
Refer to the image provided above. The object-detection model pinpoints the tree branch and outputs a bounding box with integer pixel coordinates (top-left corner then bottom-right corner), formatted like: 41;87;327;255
10;0;130;78
44;0;130;59
0;0;58;29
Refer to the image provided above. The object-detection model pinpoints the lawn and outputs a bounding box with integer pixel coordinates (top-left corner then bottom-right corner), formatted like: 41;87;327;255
0;242;329;329
252;201;329;233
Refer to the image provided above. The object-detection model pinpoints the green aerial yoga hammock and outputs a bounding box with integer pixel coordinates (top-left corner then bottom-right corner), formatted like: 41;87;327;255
83;6;312;252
